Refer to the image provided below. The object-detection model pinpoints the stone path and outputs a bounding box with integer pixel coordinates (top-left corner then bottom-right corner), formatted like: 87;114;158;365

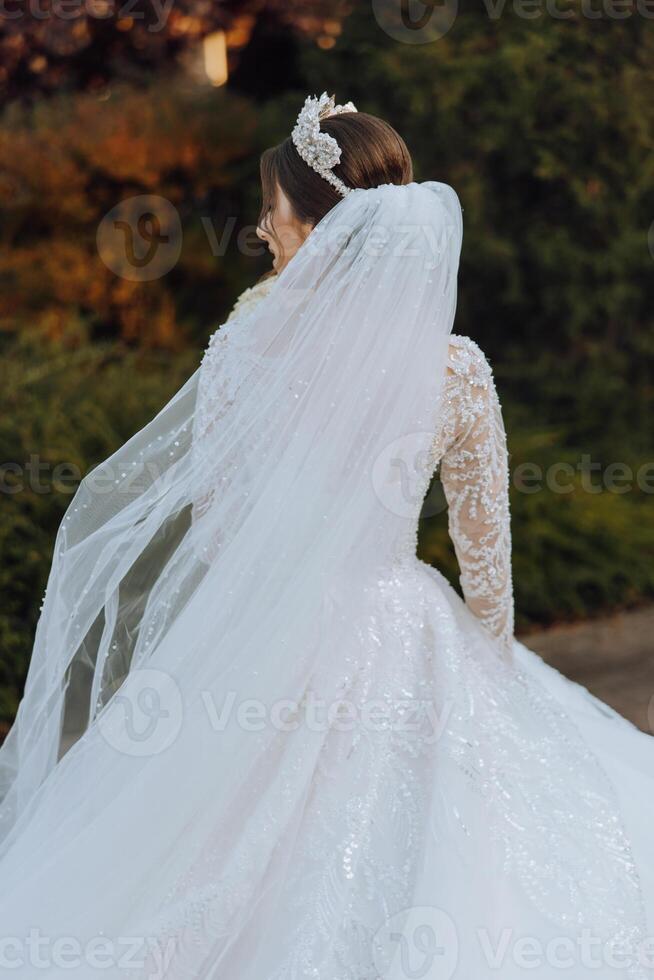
521;606;654;733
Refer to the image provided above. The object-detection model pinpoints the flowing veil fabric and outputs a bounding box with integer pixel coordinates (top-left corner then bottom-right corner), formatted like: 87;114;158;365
0;182;459;846
0;182;650;980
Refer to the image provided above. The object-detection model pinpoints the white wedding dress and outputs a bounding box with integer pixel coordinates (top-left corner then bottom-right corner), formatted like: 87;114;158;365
0;183;652;980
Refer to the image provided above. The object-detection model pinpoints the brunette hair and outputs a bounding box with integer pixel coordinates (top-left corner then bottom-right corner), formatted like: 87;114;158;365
259;111;413;236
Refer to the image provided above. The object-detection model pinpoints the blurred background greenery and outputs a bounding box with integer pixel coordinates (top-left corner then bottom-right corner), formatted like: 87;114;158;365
1;0;653;731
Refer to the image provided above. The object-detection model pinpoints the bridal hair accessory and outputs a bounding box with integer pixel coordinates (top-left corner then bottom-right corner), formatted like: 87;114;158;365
291;91;358;197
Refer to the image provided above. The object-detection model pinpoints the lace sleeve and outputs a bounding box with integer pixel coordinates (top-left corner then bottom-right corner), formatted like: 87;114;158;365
438;337;514;656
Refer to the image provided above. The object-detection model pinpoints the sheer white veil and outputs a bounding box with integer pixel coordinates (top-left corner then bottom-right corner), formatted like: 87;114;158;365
0;180;463;850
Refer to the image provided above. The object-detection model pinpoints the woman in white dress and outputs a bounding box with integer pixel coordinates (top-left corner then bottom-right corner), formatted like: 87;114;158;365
0;93;651;980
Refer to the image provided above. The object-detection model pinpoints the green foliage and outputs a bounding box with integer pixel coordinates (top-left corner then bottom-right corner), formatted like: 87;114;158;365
300;4;654;451
0;330;197;730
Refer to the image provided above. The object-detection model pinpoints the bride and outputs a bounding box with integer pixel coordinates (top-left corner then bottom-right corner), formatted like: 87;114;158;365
0;93;652;980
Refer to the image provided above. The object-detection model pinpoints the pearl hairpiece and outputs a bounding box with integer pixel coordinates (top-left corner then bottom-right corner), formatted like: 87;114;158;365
291;92;358;198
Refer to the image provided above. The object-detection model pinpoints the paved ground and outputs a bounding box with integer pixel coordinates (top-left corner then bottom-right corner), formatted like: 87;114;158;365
520;606;654;734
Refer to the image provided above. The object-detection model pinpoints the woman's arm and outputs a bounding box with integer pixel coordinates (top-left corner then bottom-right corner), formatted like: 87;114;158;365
439;338;514;657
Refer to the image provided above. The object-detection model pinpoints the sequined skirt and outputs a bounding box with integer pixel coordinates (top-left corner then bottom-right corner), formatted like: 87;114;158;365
1;559;652;980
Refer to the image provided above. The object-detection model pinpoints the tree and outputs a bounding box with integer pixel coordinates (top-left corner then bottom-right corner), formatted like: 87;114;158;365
0;0;349;101
300;2;654;448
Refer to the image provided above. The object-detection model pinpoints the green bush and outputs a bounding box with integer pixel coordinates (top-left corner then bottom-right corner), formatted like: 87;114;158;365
0;330;198;731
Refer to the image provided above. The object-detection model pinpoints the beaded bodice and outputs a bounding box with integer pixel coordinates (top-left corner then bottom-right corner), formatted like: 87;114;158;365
210;277;514;652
